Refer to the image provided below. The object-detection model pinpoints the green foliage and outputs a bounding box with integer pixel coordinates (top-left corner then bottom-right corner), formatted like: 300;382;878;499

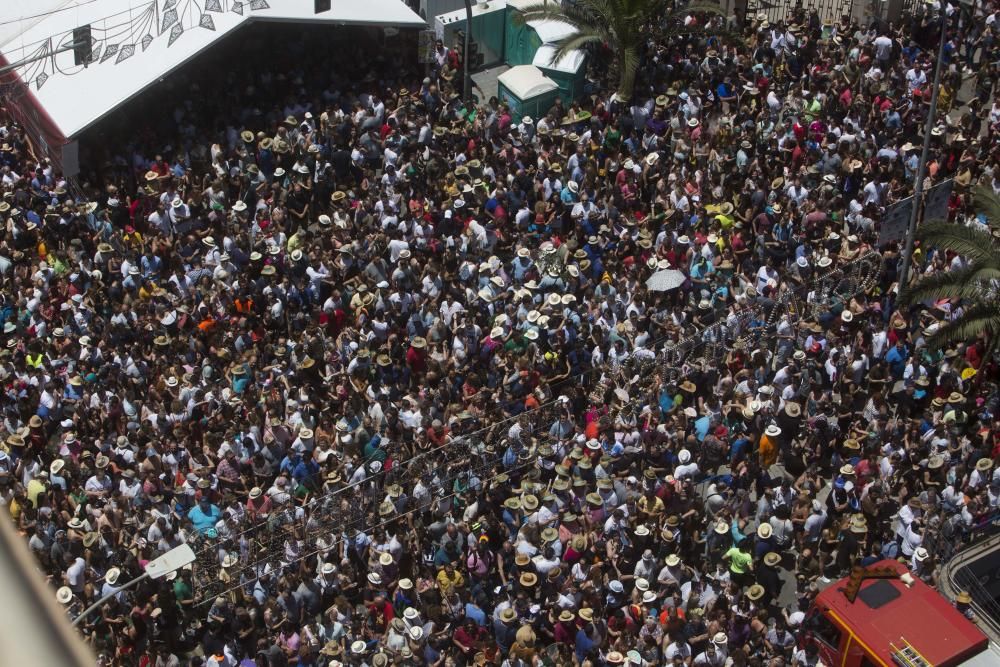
899;187;1000;350
515;0;729;101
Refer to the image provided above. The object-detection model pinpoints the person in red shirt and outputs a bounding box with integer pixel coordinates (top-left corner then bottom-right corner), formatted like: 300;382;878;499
406;337;427;374
966;340;983;369
368;596;395;634
426;419;449;447
453;619;487;660
553;610;577;645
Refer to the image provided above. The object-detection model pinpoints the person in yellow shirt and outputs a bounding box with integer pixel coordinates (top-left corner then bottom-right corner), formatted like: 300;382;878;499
26;475;46;508
637;488;664;522
436;563;465;596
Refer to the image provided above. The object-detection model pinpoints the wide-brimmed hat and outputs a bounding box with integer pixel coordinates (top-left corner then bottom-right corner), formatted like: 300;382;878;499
746;584;765;601
756;523;773;539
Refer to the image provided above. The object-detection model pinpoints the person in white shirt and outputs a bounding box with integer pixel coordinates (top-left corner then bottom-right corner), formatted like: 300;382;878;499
905;65;927;92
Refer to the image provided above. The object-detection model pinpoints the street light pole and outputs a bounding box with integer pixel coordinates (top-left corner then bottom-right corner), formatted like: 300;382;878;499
71;572;149;627
463;0;473;101
0;41;87;76
898;2;949;289
70;543;196;628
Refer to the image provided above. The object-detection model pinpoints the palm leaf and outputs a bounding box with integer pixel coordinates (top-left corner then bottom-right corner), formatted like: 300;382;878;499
899;264;981;306
972;185;1000;234
548;33;603;64
926;303;1000;350
514;2;604;35
900;264;1000;305
675;1;729;16
916;222;1000;267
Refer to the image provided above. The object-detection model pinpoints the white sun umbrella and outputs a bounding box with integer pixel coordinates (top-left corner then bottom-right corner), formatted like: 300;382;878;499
645;269;686;291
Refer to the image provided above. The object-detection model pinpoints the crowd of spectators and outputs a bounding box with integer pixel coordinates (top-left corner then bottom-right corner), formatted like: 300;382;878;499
2;3;1000;666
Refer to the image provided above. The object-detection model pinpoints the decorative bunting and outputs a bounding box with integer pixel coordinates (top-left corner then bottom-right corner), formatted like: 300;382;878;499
168;23;184;47
249;0;270;10
36;73;48;90
161;8;178;32
232;1;244;15
141;34;154;51
88;44;102;63
163;0;177;10
199;14;217;31
116;44;136;64
100;44;120;64
205;0;223;11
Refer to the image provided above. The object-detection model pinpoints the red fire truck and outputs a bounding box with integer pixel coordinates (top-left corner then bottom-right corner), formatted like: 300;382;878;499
804;559;1000;666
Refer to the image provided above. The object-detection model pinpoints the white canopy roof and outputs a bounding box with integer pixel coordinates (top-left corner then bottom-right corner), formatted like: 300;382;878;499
498;65;557;99
0;0;426;139
532;44;584;74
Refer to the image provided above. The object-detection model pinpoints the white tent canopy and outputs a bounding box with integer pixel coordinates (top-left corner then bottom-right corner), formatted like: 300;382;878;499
498;65;557;99
0;0;426;139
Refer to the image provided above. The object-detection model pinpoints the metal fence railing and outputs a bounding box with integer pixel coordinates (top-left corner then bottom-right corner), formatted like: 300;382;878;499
188;250;884;605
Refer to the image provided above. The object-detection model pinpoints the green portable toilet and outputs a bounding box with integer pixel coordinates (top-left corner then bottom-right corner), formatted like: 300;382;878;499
497;65;559;123
505;0;576;67
532;45;586;102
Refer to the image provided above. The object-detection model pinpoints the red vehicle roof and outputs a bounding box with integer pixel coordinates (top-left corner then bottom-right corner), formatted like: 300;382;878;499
815;560;988;666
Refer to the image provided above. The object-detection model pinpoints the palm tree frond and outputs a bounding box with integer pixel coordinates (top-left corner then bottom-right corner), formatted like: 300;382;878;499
972;185;1000;234
514;3;603;33
899;264;982;306
916;221;1000;266
674;1;729;17
926;303;1000;349
548;33;603;64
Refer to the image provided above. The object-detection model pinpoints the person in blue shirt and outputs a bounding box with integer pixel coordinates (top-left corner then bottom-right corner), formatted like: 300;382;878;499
292;450;320;490
575;623;596;663
230;364;251;394
280;451;300;477
560;182;578;204
465;599;488;626
188;497;222;534
694;414;712;441
364;433;387;465
885;339;910;379
730;436;752;464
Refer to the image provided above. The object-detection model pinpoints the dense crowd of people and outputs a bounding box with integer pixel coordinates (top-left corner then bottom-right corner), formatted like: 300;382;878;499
3;2;1000;666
